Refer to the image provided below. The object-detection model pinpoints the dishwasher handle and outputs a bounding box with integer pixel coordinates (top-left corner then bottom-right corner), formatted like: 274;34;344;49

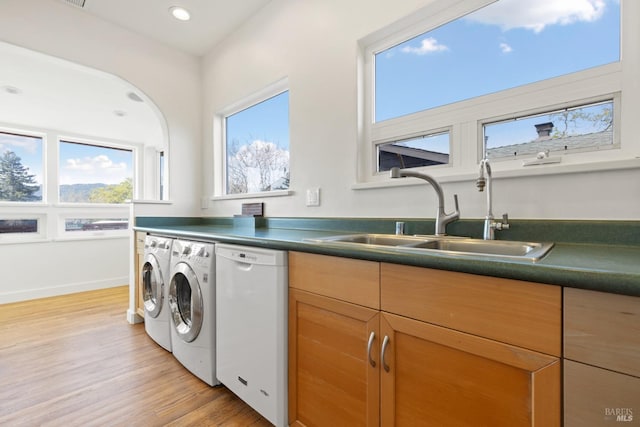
215;244;286;267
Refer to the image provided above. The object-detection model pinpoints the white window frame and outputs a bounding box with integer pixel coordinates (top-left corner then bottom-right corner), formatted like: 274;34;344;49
0;213;47;243
56;208;130;240
212;77;292;200
356;0;640;189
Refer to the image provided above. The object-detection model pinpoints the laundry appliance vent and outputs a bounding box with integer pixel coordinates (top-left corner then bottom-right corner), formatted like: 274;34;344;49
60;0;86;8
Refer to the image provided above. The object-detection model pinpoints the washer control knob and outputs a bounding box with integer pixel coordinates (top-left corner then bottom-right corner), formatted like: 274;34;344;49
197;247;210;258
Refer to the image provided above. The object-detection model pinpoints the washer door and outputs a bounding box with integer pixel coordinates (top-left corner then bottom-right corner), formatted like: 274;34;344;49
142;254;164;318
169;262;204;343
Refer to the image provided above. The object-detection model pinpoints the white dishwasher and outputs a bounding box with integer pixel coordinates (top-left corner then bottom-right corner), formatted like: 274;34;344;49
215;243;288;427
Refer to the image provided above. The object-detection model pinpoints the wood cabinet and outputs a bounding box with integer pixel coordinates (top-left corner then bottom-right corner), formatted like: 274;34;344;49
379;312;559;427
288;252;562;427
288;252;380;427
564;288;640;426
380;263;561;427
134;231;146;318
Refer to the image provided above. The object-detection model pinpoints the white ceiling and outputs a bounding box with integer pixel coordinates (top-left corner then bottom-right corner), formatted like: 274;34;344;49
0;0;271;147
0;41;165;147
71;0;271;56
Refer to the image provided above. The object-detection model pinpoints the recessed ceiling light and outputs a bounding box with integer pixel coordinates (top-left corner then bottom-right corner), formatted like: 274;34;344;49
114;110;127;117
169;6;191;21
127;91;144;103
3;85;22;95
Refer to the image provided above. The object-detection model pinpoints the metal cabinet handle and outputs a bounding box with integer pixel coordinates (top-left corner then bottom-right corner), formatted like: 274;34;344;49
367;331;376;367
381;335;390;372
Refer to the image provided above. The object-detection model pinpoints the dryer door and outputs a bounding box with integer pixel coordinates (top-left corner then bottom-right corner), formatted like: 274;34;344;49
168;262;204;343
142;254;165;318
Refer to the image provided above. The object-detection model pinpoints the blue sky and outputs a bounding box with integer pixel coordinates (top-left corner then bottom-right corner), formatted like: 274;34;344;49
58;142;132;185
0;132;133;186
226;91;290;151
375;0;620;124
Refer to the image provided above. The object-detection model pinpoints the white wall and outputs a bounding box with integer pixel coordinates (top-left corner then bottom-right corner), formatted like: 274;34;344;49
0;0;202;302
202;0;640;220
0;0;202;217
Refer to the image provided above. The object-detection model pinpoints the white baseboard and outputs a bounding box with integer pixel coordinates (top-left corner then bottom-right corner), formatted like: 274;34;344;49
0;277;129;305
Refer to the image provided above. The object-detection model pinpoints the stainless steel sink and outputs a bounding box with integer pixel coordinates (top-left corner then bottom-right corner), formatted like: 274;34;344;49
307;233;430;247
304;233;554;261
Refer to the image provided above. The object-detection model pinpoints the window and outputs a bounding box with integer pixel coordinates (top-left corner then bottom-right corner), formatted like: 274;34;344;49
484;100;616;160
0;219;37;234
360;0;630;183
159;150;167;200
374;1;619;123
0;131;44;202
59;140;133;203
64;218;128;232
224;89;290;195
377;131;450;172
0;214;47;242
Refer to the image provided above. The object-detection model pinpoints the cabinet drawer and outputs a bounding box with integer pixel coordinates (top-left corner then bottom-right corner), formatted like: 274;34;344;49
289;252;379;309
381;263;561;356
564;360;639;426
565;288;640;377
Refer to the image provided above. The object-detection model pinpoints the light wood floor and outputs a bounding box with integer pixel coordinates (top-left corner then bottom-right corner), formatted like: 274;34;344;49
0;286;272;427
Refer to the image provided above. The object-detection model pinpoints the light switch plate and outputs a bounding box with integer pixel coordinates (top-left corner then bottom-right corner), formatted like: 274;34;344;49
306;188;320;207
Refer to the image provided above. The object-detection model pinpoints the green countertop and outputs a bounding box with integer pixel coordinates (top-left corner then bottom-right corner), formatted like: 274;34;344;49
134;218;640;298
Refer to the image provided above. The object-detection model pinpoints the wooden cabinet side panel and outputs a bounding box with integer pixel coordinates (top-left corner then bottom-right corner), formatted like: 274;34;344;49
288;289;380;427
564;360;640;426
289;252;380;309
564;287;640;377
381;263;561;356
135;232;146;317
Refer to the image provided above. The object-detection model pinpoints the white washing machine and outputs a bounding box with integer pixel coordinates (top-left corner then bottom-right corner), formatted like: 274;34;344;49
168;239;219;386
142;235;173;352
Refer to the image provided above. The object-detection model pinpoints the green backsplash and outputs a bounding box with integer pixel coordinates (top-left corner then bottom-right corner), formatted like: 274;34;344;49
135;216;640;247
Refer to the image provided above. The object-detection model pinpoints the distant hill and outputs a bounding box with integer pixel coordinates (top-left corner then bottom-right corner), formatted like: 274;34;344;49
60;183;107;203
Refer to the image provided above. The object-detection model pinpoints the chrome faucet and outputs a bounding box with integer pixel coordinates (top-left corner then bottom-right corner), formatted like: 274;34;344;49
390;167;460;236
476;158;509;240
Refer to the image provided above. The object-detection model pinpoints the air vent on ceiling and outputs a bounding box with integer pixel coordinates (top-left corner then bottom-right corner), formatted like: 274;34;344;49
60;0;86;8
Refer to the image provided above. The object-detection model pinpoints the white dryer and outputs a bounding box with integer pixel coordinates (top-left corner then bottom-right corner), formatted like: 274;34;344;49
168;239;219;386
142;235;173;352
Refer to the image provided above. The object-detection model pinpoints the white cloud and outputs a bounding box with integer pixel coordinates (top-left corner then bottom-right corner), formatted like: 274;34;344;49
466;0;608;33
401;37;449;55
500;42;513;53
61;155;129;185
0;133;41;154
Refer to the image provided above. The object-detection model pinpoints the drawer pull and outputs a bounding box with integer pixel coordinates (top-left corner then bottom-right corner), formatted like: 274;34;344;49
381;335;390;372
367;331;376;367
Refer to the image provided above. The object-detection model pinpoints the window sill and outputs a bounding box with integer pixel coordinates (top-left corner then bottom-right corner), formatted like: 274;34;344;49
54;233;130;242
132;199;173;205
353;157;640;191
212;190;294;201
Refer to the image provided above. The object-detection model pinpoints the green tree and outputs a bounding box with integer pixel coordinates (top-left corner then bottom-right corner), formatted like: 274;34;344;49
89;178;133;203
0;151;40;202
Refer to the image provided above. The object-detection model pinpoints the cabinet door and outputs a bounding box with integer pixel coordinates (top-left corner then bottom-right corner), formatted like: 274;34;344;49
288;289;380;427
380;312;560;427
564;360;639;426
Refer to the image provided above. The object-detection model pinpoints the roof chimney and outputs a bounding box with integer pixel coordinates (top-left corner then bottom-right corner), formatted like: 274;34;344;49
535;122;554;138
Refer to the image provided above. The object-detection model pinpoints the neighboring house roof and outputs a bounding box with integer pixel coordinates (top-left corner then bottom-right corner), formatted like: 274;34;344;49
487;129;613;159
378;143;449;170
